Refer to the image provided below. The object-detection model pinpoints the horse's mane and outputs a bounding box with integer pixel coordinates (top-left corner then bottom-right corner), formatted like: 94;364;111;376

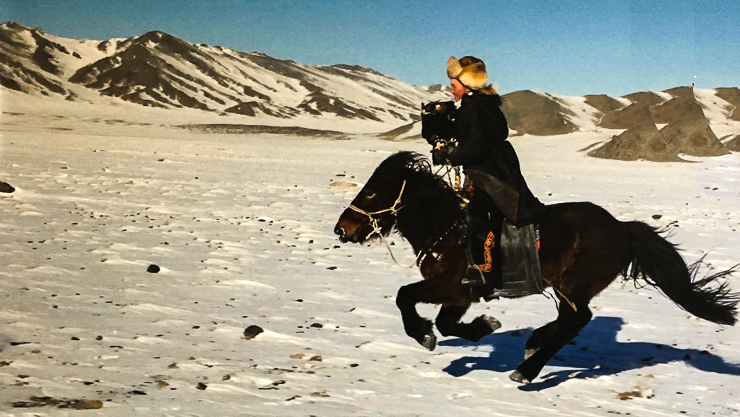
376;151;463;243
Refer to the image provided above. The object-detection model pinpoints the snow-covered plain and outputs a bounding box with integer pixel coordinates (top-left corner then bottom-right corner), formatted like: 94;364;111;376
1;93;740;416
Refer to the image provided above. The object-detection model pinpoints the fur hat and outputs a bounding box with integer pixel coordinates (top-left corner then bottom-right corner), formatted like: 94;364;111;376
447;56;488;90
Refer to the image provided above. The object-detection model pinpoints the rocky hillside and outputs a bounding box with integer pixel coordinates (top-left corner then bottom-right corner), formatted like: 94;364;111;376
724;133;740;151
503;87;740;136
0;22;448;125
1;21;738;154
587;104;683;162
586;89;734;160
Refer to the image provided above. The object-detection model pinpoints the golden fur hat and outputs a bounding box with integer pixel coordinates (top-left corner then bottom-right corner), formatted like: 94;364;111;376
447;56;489;91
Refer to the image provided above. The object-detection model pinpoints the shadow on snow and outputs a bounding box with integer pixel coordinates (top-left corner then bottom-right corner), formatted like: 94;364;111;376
439;316;740;391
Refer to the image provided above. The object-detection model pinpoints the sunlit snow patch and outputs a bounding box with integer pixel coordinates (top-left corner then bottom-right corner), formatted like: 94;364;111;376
696;154;740;199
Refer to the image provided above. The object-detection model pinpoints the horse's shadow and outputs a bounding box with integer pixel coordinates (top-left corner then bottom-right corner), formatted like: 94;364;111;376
440;316;740;390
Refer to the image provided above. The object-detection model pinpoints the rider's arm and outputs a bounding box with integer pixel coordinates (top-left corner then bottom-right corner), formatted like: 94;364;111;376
446;102;508;166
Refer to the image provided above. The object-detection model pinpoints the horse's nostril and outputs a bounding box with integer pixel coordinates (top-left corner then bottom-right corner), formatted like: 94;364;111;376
335;226;346;237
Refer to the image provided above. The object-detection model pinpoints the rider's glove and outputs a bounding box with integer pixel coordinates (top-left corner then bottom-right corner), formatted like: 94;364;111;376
431;146;452;166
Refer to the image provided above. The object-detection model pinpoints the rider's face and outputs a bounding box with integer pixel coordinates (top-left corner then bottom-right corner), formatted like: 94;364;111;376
450;79;469;102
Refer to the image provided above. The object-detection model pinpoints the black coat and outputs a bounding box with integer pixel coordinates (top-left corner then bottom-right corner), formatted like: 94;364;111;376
447;91;544;226
447;92;509;175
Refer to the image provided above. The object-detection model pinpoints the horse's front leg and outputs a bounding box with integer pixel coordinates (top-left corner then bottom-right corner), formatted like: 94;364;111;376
396;281;438;350
435;304;502;342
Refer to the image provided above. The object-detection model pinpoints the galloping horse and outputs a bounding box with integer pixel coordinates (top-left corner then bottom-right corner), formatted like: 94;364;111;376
334;151;738;384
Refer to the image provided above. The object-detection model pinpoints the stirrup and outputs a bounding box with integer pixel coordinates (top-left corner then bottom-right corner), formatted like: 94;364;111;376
461;265;486;286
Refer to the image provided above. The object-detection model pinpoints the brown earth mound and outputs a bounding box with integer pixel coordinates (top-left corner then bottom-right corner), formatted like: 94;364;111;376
599;102;650;130
584;94;626;115
650;93;707;125
600;87;702;128
662;86;695;100
715;87;740;121
720;133;740;152
659;113;730;157
621;91;669;106
501;90;578;136
588;104;683;162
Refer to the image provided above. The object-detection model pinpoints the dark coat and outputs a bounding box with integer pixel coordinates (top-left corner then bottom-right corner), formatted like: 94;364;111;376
447;90;544;226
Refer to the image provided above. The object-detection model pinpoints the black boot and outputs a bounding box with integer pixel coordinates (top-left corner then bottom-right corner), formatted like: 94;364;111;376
460;200;490;287
495;221;544;298
462;245;486;286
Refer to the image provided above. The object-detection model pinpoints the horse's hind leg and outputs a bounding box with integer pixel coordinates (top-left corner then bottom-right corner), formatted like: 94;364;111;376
510;302;593;384
435;304;501;343
524;321;559;359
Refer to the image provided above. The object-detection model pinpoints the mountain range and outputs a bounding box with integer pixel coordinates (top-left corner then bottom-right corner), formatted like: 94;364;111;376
1;22;738;159
0;22;448;126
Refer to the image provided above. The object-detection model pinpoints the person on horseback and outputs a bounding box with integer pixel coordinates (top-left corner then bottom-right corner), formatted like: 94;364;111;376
430;56;545;296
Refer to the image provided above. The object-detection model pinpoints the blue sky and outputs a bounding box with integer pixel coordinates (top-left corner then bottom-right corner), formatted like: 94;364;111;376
3;0;739;96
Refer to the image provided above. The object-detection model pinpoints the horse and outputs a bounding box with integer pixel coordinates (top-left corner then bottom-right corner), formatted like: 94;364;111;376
333;151;739;384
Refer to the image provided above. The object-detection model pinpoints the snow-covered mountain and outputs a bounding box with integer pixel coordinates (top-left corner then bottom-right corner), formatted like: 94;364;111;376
0;22;448;125
1;21;738;139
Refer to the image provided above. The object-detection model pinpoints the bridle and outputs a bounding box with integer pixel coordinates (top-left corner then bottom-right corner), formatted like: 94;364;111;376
348;179;407;241
346;178;461;269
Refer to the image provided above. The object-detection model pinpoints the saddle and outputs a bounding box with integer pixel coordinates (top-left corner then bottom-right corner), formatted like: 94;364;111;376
467;218;545;300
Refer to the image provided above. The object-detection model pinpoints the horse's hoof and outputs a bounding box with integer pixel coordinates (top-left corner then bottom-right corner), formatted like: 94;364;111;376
480;315;502;332
509;370;532;384
420;334;437;351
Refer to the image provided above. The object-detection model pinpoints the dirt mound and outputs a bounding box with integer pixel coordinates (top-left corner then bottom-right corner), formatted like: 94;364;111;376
650;94;708;125
723;133;740;151
662;86;695;100
657;96;730;157
715;87;740;121
600;102;651;130
588;105;683;162
501;90;578;136
659;123;729;157
621;91;669;106
584;94;626;115
600;87;702;128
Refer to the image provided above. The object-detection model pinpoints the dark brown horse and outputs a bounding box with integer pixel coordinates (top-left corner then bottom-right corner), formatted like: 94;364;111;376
334;151;738;384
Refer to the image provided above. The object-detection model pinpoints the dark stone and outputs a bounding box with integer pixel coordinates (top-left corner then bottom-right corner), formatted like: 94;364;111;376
147;264;160;273
0;182;15;193
243;325;264;340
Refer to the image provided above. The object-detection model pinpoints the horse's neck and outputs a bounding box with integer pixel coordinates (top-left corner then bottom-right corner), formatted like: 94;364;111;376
395;183;461;254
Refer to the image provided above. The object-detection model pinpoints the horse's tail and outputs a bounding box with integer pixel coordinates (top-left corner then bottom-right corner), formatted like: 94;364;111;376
625;221;739;326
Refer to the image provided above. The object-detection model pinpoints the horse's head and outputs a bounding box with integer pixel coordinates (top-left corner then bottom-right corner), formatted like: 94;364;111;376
421;101;456;146
334;152;422;244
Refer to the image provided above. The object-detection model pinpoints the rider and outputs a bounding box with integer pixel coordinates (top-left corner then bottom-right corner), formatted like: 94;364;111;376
434;56;545;294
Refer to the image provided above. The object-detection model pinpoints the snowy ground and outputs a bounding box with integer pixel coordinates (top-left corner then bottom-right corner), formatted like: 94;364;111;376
1;96;740;416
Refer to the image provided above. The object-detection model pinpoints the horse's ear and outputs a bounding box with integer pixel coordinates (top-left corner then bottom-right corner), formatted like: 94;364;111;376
421;102;425;109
